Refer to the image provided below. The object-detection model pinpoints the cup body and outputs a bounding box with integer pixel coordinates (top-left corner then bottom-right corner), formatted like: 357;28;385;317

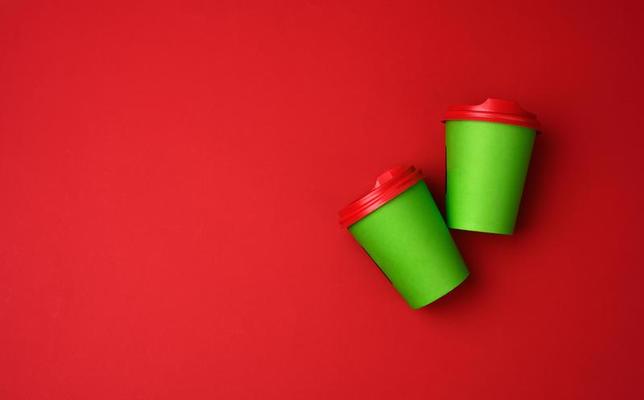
348;181;469;308
445;120;536;234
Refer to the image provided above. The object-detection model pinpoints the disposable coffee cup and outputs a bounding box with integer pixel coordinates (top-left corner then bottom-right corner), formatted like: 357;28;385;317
339;166;469;309
443;98;540;235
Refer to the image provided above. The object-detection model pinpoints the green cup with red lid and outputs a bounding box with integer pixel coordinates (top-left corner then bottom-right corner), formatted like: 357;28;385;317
339;166;469;309
443;98;540;235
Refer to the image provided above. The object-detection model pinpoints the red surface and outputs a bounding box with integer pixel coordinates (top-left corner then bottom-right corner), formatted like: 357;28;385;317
1;1;643;399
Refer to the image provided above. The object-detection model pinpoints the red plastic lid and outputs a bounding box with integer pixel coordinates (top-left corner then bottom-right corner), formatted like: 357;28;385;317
339;165;423;228
443;98;540;130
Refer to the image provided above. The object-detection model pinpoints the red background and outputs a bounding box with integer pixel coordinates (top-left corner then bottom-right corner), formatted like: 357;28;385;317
1;1;643;398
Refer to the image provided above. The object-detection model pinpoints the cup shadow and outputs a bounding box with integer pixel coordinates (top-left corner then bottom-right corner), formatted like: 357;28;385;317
512;127;557;235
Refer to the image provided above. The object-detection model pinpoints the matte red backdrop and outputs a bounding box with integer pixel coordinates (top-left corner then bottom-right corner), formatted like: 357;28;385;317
1;0;643;399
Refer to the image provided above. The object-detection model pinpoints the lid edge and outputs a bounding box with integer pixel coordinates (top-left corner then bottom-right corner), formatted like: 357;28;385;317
339;167;423;228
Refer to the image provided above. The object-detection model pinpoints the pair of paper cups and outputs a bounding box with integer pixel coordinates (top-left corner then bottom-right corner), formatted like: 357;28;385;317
339;99;539;309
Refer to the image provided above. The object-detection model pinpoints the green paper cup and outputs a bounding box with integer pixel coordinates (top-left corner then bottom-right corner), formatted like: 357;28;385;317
339;166;469;309
443;98;540;235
